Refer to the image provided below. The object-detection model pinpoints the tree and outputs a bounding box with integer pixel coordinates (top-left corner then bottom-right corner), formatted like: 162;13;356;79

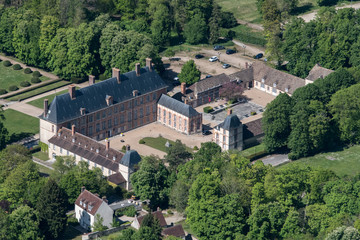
39;15;59;67
165;139;192;171
208;4;221;44
262;93;294;152
169;180;190;212
183;13;207;44
219;81;244;102
326;226;360;240
280;208;301;238
149;1;171;46
37;178;67;240
178;60;201;85
92;214;108;232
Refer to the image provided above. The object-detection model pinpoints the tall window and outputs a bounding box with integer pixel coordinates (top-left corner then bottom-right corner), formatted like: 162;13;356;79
168;112;171;125
102;111;106;119
134;110;138;120
120;104;124;111
174;115;176;128
163;109;166;123
89;115;93;122
140;108;143;118
128;112;132;122
153;92;157;100
147;95;150;102
179;117;182;130
96;123;100;132
96;112;100;120
108;119;112;128
158;108;161;120
89;126;93;135
102;121;106;130
146;106;150;115
120;115;124;124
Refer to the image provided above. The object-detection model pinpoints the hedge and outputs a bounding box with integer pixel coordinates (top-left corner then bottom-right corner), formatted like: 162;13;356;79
70;77;85;84
20;81;31;87
0;89;7;95
32;71;41;77
39;141;48;152
3;60;11;67
31;77;41;84
24;68;32;74
8;85;19;91
13;64;22;70
139;139;145;144
203;106;213;113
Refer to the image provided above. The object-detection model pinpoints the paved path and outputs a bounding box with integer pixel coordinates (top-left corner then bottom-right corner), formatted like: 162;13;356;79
260;154;290;167
33;157;54;170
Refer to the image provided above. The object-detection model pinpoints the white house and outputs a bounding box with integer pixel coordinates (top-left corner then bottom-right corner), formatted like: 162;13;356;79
75;187;114;231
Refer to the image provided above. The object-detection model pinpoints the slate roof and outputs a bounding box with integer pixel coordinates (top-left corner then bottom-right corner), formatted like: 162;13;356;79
41;66;167;124
75;189;105;216
162;225;186;238
243;118;264;140
306;64;334;81
158;94;200;118
48;127;124;172
252;62;305;95
108;172;126;185
218;114;242;131
188;73;230;94
137;211;167;227
229;67;254;83
120;150;141;168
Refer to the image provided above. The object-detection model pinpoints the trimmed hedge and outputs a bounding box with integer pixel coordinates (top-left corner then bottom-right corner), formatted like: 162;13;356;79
31;77;41;84
32;71;41;77
8;85;19;91
250;111;257;116
3;60;11;67
203;106;213;113
12;64;22;70
24;68;32;74
70;77;85;84
20;81;31;87
139;139;145;144
0;89;7;95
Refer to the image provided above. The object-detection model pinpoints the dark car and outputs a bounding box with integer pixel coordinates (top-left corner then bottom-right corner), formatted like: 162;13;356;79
213;45;225;51
205;75;212;78
222;63;231;69
254;53;264;59
226;49;236;55
202;130;211;135
195;54;204;59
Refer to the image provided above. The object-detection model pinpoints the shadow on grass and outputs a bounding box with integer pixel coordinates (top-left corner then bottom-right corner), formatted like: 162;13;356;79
8;132;33;144
291;3;314;16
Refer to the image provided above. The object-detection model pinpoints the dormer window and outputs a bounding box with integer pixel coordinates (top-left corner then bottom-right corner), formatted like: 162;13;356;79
72;138;75;143
78;142;81;145
96;149;99;153
88;205;93;211
285;88;289;93
106;154;109;158
80;200;83;205
91;147;94;151
58;132;61;137
113;156;116;161
273;83;277;88
261;78;265;83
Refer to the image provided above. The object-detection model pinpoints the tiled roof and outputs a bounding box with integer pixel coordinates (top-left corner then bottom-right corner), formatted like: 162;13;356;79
188;73;230;94
75;189;105;216
137;211;167;227
218;114;242;131
48;128;124;172
243;118;263;140
108;172;126;185
120;150;141;168
306;64;334;81
229;67;254;83
158;94;200;118
41;66;167;124
162;225;186;237
252;62;305;95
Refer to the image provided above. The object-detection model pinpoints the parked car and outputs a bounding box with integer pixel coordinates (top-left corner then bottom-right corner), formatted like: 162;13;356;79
213;45;225;51
226;49;236;55
209;56;219;62
174;77;179;81
195;54;204;59
202;130;211;135
205;75;213;78
223;63;231;69
254;53;264;59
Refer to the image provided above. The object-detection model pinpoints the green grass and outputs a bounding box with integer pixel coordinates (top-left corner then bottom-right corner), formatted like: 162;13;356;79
28;88;78;109
33;151;50;161
62;225;83;240
141;136;193;153
231;24;266;46
7;80;70;101
176;220;198;239
278;145;360;177
36;164;54;176
241;143;267;159
0;63;49;92
2;109;39;143
216;0;262;23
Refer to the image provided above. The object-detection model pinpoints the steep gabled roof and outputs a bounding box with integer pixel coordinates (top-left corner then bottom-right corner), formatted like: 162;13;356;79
75;189;105;216
120;150;141;169
137;211;167;228
41;67;167;124
243;118;263;140
218;114;242;131
189;73;230;94
162;225;186;238
229;67;254;83
306;64;334;81
158;94;200;118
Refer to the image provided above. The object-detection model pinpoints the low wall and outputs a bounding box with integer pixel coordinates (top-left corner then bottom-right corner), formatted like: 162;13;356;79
82;224;131;240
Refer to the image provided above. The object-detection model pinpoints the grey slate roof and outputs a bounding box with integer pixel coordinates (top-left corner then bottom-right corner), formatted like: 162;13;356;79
158;94;200;118
229;67;254;83
306;64;334;81
120;150;141;169
41;67;167;124
218;114;242;131
188;73;230;94
243;118;264;140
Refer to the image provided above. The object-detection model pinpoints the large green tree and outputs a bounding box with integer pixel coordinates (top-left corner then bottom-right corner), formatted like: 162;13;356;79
178;60;201;85
165;139;192;171
183;13;207;44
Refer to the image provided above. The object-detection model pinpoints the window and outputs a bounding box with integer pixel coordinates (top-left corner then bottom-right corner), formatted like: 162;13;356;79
94;163;97;168
109;169;111;175
134;110;138;120
101;166;104;172
140;97;143;104
128;112;132;122
96;113;100;120
53;144;56;150
60;147;62;153
147;95;150;102
153;92;157;100
120;115;124;124
81;128;85;135
102;121;106;130
272;87;277;94
153;104;156;113
114;117;118;126
108;119;112;128
184;119;187;131
89;115;93;122
67;150;69;156
120;104;124;111
96;123;100;132
256;82;258;86
128;101;132;108
140;108;143;118
134;99;138;106
146;106;150;115
114;106;118;113
108;108;112;116
261;82;265;88
174;115;176;128
163;109;166;122
81;117;85;125
52;125;54;132
267;86;270;91
158;108;161;120
168;112;171;125
179;117;182;129
102;111;106;119
87;160;90;167
74;154;77;159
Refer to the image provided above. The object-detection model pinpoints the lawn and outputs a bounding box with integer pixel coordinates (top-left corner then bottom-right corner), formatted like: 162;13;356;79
0;63;49;92
33;151;49;161
140;136;193;153
278;145;360;177
28;88;78;109
62;225;83;240
7;80;70;101
241;143;267;160
36;164;54;176
216;0;262;23
2;109;39;143
231;24;266;46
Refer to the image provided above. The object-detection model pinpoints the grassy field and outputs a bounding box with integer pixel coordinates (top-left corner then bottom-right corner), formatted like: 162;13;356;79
2;109;39;143
141;136;193;153
28;88;79;109
231;24;266;46
62;225;82;240
7;80;70;101
241;143;267;159
278;145;360;177
0;63;49;91
36;164;54;176
216;0;262;23
33;151;49;161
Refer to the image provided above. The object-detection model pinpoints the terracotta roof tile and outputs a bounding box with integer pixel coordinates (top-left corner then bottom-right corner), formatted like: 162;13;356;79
108;172;126;185
243;118;264;140
137;211;167;227
306;64;334;81
75;190;104;216
162;224;186;237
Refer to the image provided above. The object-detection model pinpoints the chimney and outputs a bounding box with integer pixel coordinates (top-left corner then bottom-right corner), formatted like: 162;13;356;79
132;90;138;97
245;62;248;69
112;68;121;83
227;109;232;115
184;98;188;105
135;63;140;76
80;108;86;116
44;99;48;117
126;144;130;151
81;186;85;192
71;125;75;136
69;85;76;100
105;139;110;150
181;82;186;95
106;95;113;106
102;196;108;203
146;58;152;72
89;75;95;85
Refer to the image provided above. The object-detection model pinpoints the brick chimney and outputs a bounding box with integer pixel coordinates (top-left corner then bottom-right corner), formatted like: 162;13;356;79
184;99;188;105
135;63;141;76
69;85;76;100
181;82;186;95
102;196;108;203
227;109;232;115
126;144;130;151
112;68;121;83
245;62;248;69
146;58;152;72
44;99;48;117
132;90;138;97
89;75;95;85
71;125;75;136
81;186;85;192
105;139;110;150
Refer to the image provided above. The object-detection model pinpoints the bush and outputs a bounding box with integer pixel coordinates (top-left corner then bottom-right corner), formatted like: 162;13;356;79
0;89;7;95
122;145;126;151
67;217;78;226
203;106;213;113
167;210;173;215
71;77;85;84
32;71;41;77
250;111;257;116
193;146;199;150
164;48;175;57
99;74;109;81
31;77;41;84
3;60;11;67
20;81;31;87
115;206;137;217
139;139;145;144
24;68;32;74
12;64;22;70
8;85;19;91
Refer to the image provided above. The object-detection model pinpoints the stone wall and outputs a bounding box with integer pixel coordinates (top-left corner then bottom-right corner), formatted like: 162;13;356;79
82;224;131;240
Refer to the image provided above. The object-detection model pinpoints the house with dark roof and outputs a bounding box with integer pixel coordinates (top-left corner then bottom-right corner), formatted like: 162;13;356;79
243;118;264;147
157;94;202;134
48;126;141;190
305;64;334;85
75;187;113;231
131;210;167;230
162;224;186;239
40;59;167;145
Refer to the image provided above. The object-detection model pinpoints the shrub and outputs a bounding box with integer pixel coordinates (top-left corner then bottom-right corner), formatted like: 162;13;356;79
31;77;41;84
122;145;126;151
139;139;145;144
250;111;257;116
8;85;19;91
3;60;11;67
24;68;32;74
71;77;85;84
203;106;213;113
99;74;109;81
164;48;175;57
32;71;41;77
12;64;21;70
115;206;137;217
20;81;31;87
193;146;199;150
67;217;78;226
167;210;173;215
0;89;7;95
